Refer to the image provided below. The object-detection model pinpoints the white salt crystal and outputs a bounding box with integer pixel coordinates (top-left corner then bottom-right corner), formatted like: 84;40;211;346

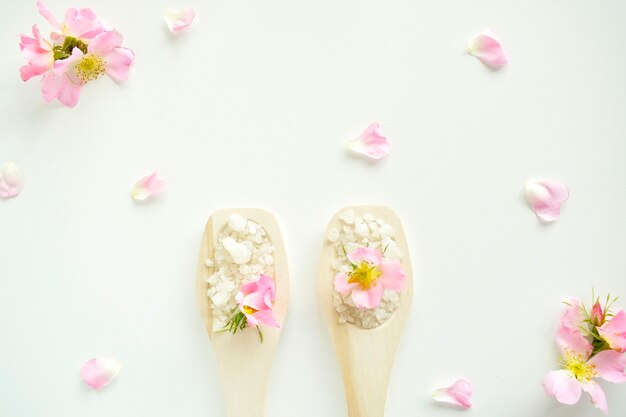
339;209;355;224
327;228;340;242
221;237;252;264
355;222;369;237
379;224;394;238
228;214;247;232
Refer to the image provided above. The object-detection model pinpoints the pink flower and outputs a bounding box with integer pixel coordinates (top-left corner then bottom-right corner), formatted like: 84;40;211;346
525;179;569;222
130;170;167;201
543;324;626;415
468;30;508;70
599;311;626;353
80;357;121;390
346;123;390;160
36;0;106;42
0;162;24;199
432;378;473;409
19;25;54;81
164;9;196;33
235;274;280;328
334;247;406;309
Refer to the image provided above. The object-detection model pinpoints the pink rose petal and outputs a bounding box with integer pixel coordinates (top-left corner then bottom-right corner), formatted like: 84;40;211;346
130;170;167;201
432;378;473;409
581;381;608;415
525;179;569;222
587;349;626;383
542;370;582;405
346;123;390;160
164;9;196;33
468;30;508;69
0;162;24;199
80;357;121;390
598;310;626;353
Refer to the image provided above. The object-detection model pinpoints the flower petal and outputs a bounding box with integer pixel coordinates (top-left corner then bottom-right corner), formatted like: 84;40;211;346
556;325;592;358
542;370;582;405
242;292;269;311
350;281;384;309
130;171;167;201
347;247;383;266
36;0;60;29
334;272;357;294
561;299;585;331
378;260;406;291
80;358;121;390
525;179;569;222
103;47;135;83
253;310;280;328
88;30;123;55
62;7;106;40
581;381;608;415
598;310;626;353
164;9;196;33
588;350;626;383
432;378;473;409
40;72;83;108
0;162;24;199
240;274;275;296
346;123;390;160
468;30;508;69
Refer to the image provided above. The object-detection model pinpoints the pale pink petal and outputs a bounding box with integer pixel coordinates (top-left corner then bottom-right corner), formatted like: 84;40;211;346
130;171;167;201
432;378;473;409
542;370;582;405
581;381;608;415
20;64;50;82
80;357;121;390
346;123;390;160
561;299;585;331
253;310;280;328
588;350;626;383
40;72;83;108
88;30;123;55
347;247;383;266
598;310;626;353
378;260;406;291
240;274;275;296
103;47;135;82
62;7;106;39
19;25;53;81
0;162;24;199
468;30;508;69
351;281;384;309
242;292;269;311
334;272;357;294
245;313;258;327
556;325;592;358
36;0;60;29
164;9;196;33
525;179;569;222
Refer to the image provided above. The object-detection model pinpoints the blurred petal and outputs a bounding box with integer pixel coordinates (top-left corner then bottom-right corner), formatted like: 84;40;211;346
346;123;390;160
432;378;473;409
0;162;24;199
378;260;406;291
525;179;569;222
80;358;121;390
164;9;196;33
468;30;508;69
598;310;626;353
588;350;626;383
130;170;167;201
542;370;582;405
581;381;608;415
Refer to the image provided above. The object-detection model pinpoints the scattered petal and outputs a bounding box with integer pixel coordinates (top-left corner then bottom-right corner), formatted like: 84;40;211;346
130;170;167;201
346;123;390;160
468;30;508;69
432;379;473;409
164;9;196;33
80;357;121;390
525;179;569;222
0;162;24;199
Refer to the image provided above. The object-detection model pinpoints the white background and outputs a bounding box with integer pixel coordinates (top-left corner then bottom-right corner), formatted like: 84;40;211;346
1;0;626;416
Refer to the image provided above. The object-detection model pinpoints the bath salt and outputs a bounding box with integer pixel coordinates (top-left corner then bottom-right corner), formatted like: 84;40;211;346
329;210;403;329
206;214;275;331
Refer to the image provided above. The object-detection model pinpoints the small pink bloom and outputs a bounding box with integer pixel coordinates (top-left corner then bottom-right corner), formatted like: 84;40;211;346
37;0;106;42
525;179;569;222
0;162;24;199
130;170;167;201
468;30;508;69
346;123;390;160
80;357;121;390
19;25;54;81
598;310;626;353
432;379;473;409
235;274;280;328
334;247;406;309
591;301;605;327
164;9;196;33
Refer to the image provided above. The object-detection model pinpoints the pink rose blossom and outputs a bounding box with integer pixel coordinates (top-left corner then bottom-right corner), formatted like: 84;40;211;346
80;357;121;390
334;247;406;309
598;311;626;353
468;30;508;70
235;274;280;328
432;378;473;409
346;123;390;160
525;179;569;222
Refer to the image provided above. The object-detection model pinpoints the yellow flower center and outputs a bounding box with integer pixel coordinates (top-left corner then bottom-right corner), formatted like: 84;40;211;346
243;305;258;315
76;54;106;83
348;262;381;290
562;351;596;383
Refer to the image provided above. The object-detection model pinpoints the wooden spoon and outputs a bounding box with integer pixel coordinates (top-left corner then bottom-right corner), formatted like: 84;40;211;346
318;206;413;417
196;208;289;417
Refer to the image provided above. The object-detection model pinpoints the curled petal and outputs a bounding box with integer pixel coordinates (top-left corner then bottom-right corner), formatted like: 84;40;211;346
334;272;357;294
19;25;53;81
468;30;508;69
432;378;473;409
525;179;569;222
36;0;61;29
0;162;24;199
581;381;608;415
347;247;383;266
130;171;167;201
351;282;384;309
542;370;582;405
164;9;196;33
378;260;406;291
588;349;626;383
598;310;626;353
40;72;82;108
240;274;275;297
80;358;121;390
346;123;390;160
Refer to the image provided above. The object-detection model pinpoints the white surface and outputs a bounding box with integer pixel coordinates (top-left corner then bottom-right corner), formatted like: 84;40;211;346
1;0;626;416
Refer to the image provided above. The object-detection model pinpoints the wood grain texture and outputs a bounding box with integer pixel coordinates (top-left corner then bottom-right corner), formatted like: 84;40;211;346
319;206;413;417
196;208;290;417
